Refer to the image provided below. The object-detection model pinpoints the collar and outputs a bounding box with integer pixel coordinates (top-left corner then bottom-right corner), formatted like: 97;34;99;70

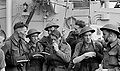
110;39;118;48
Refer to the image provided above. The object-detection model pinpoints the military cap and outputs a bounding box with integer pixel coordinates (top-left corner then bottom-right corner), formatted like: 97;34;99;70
50;30;61;39
79;26;95;36
14;22;28;30
100;24;120;35
44;22;59;31
26;29;40;38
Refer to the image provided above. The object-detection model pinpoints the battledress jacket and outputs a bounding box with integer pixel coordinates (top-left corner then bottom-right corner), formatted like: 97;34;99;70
102;38;120;70
40;36;53;53
26;41;44;71
45;41;71;71
1;32;28;71
40;36;71;71
72;40;103;71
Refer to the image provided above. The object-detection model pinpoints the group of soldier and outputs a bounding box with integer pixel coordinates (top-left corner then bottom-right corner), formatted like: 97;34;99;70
0;20;120;71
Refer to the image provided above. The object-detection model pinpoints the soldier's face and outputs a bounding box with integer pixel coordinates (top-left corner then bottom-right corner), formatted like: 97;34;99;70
30;33;39;43
20;27;28;37
51;35;59;44
83;32;92;43
102;30;110;42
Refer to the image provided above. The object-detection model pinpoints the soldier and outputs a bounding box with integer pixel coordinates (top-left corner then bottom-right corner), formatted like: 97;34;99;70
96;24;120;71
40;22;59;51
71;26;103;71
1;22;29;71
0;29;6;71
40;22;60;55
66;20;86;56
40;22;59;71
44;22;59;34
44;30;71;71
26;29;44;71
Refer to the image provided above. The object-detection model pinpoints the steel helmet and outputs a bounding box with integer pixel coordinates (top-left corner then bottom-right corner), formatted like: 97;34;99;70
100;24;120;35
44;22;59;31
79;26;95;36
26;29;40;38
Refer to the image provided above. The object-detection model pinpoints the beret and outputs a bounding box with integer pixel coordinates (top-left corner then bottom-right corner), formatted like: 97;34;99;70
14;22;28;30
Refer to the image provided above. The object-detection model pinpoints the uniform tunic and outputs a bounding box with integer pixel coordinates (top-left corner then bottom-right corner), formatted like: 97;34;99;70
102;39;120;70
73;41;103;71
40;36;53;71
26;41;44;71
1;32;28;71
46;42;71;71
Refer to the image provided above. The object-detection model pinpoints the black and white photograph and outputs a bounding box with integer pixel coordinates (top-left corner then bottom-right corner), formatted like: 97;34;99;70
0;0;120;71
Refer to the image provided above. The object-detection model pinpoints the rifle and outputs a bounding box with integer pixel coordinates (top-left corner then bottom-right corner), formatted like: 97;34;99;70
25;2;37;26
